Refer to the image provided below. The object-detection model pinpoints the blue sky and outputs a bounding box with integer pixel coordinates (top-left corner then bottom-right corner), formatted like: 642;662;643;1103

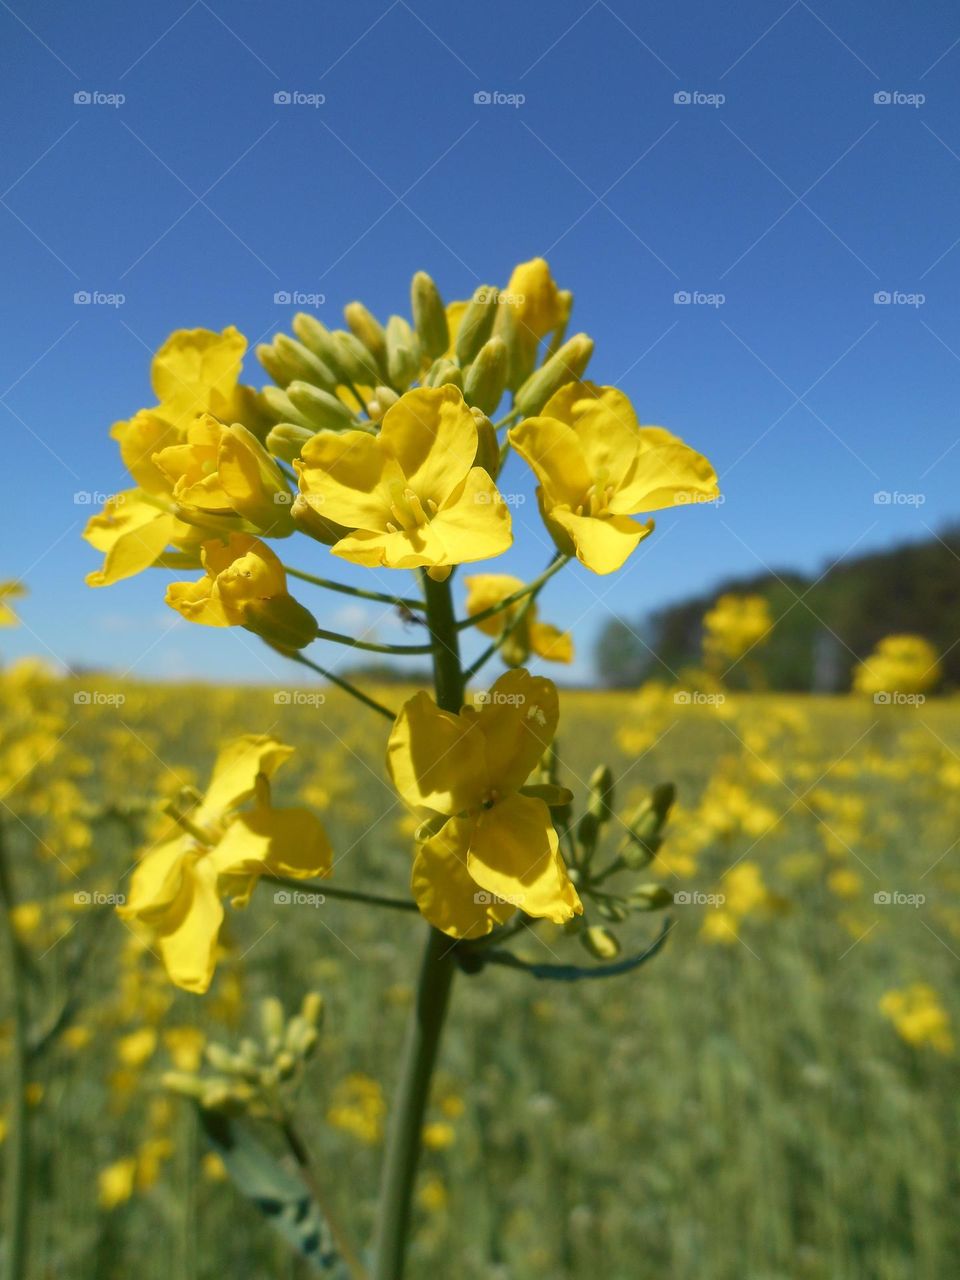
1;0;959;683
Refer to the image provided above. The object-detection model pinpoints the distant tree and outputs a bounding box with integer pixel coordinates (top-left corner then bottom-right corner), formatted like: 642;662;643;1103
593;618;651;688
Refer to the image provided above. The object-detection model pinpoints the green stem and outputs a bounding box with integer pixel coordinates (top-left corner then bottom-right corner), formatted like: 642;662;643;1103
372;572;462;1280
289;653;398;722
266;875;418;914
455;554;568;631
311;630;435;656
0;830;28;1280
284;566;424;612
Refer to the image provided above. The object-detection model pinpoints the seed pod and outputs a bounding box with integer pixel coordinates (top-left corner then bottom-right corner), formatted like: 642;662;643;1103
344;301;387;370
463;336;508;415
265;423;315;464
455;285;498;364
411;270;449;359
286;381;356;431
386;314;421;389
514;333;594;417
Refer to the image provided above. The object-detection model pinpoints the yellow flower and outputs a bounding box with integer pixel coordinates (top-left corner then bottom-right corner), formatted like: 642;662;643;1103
854;634;942;697
509;382;718;574
387;669;582;938
880;983;953;1055
98;1157;137;1210
165;533;316;649
85;327;261;587
463;574;573;666
422;1121;456;1150
116;1028;158;1068
0;581;25;627
504;257;565;346
119;735;332;993
703;594;772;664
295;385;511;579
327;1073;386;1145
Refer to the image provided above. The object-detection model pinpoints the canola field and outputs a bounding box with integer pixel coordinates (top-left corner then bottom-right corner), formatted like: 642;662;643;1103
1;662;959;1280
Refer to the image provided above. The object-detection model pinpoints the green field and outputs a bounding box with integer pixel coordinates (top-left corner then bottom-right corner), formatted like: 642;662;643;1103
2;670;958;1279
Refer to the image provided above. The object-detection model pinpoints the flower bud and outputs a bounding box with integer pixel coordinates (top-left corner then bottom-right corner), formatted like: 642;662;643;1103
545;289;574;358
243;593;318;653
620;783;675;870
386;315;421;389
470;408;500;479
301;992;324;1027
587;764;615;824
273;334;339;392
286;380;356;431
627;884;674;911
292;313;340;368
290;493;347;546
259;996;285;1044
259;385;315;429
424;358;462;390
332;330;381;386
367;385;400;420
463;336;508;415
514;334;594;417
492;300;537;391
455;285;498;364
411;270;449;359
581;924;621;960
344;301;387;371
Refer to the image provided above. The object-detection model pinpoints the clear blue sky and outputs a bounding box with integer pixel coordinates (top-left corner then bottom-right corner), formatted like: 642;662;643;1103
2;0;959;683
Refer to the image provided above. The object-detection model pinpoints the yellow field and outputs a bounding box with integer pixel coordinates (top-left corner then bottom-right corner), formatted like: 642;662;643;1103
2;663;958;1279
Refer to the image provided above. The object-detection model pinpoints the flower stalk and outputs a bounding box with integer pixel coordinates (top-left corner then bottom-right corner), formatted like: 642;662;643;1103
0;829;28;1280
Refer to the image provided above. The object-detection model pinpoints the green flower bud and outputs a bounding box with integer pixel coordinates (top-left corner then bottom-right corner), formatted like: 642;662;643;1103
411;270;449;359
463;336;508;415
243;593;318;653
260;996;285;1044
577;810;600;860
301;992;324;1027
286;380;356;431
514;333;594;417
368;385;400;421
332;330;382;386
161;1072;206;1099
292;313;340;368
260;385;315;429
274;334;339;392
386;314;421;389
587;764;615;824
594;898;629;924
620;783;676;870
344;301;387;370
455;285;498;364
425;357;462;390
205;1043;242;1074
290;493;348;547
470;408;500;479
581;924;621;959
492;300;537;391
544;289;574;359
627;884;674;911
265;423;314;464
256;341;295;388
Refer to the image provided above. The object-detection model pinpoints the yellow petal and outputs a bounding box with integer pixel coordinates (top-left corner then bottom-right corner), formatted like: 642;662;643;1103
529;620;573;663
296;429;391;530
508;416;590;509
467;794;581;924
165;575;234;627
119;838;187;922
111;410;182;494
211;807;332;881
463;574;524;638
387;692;486;816
428;468;513;565
474;669;558;793
330;523;447;572
156;858;224;994
197;734;294;827
218;424;292;533
610;440;719;515
412;817;515;939
549;508;652;575
84;495;179;587
379;385;477;506
151;326;246;423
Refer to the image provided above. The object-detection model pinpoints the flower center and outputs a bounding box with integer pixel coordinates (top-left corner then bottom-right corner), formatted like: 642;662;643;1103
384;482;434;533
573;468;616;518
